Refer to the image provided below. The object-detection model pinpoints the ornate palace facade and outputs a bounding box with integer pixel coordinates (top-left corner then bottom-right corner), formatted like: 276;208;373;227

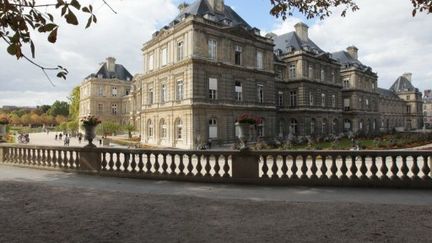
79;0;424;149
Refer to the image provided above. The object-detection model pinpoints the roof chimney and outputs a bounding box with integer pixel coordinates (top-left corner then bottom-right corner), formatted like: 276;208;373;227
178;2;189;11
294;22;309;42
347;46;358;60
106;57;116;73
208;0;225;13
403;72;412;82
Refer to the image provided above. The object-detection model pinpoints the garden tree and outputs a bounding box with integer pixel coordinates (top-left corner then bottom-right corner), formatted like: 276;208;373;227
269;0;432;20
58;122;68;133
68;86;80;120
37;105;51;114
20;113;31;126
123;124;136;139
48;100;69;117
97;121;121;136
66;120;79;134
41;114;54;126
30;113;42;126
9;113;21;125
55;115;67;125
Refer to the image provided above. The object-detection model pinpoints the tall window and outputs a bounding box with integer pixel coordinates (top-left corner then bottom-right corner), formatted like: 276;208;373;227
257;123;264;137
175;119;183;140
256;50;263;69
112;87;117;97
147;119;153;138
97;104;103;114
161;83;167;103
160;119;167;139
235;81;242;101
332;119;338;134
278;91;284;106
331;71;335;82
320;68;325;81
309;92;314;106
161;47;167;66
235;45;242;65
208;39;217;60
177;41;184;61
343;79;350;88
257;85;264;103
148;53;154;71
98;86;104;96
290;119;298;135
209;118;217;138
111;104;117;115
332;94;336;108
308;65;313;79
321;93;326;107
176;80;184;101
322;119;327;134
365;98;369;109
344;119;352;131
311;119;316;134
148;87;154;105
344;98;350;111
289;64;296;79
209;78;218;100
290;91;297;107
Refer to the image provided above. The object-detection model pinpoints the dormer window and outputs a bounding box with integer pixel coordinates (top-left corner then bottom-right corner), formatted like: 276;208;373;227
302;45;310;51
204;13;216;21
252;28;261;36
222;18;232;26
286;46;294;53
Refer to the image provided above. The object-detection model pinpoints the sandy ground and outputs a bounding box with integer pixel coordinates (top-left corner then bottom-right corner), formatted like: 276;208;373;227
0;181;432;243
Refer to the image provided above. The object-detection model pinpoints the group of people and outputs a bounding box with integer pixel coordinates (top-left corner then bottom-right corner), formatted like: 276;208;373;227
54;133;83;146
17;133;30;144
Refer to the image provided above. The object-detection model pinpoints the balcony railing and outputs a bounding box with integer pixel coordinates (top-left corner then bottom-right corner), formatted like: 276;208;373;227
1;144;431;188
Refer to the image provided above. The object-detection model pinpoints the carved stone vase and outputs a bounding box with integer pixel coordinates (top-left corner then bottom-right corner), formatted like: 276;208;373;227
84;125;97;148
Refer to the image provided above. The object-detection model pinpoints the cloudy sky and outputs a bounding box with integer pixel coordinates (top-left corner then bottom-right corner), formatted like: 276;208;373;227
0;0;431;107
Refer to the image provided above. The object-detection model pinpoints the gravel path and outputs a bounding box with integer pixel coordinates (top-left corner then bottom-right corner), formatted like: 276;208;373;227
1;181;432;243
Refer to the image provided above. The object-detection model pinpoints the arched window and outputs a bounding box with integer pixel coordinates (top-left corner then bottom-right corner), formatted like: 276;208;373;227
332;119;338;134
279;119;285;137
359;120;364;130
344;119;352;132
147;119;153;138
290;119;298;135
209;118;217;138
322;119;327;134
175;119;183;140
160;119;167;139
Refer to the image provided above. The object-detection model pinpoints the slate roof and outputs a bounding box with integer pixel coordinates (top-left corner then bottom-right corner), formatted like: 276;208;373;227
390;75;417;93
332;50;372;72
377;88;400;99
273;31;325;55
174;0;251;29
86;63;133;81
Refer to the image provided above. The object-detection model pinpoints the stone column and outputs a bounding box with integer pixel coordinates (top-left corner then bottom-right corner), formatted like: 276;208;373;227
231;151;260;181
0;146;5;163
79;148;101;172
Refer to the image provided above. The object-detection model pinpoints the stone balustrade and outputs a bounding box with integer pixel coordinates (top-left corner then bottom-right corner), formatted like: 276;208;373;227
1;144;431;188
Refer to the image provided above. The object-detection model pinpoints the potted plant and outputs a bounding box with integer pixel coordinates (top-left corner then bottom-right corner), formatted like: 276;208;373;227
0;117;9;142
81;116;101;148
235;113;263;151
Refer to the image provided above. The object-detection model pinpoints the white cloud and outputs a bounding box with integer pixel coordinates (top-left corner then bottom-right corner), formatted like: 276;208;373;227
0;0;178;106
271;0;432;92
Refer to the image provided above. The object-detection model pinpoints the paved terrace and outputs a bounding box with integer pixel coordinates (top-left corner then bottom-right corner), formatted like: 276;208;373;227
1;164;432;242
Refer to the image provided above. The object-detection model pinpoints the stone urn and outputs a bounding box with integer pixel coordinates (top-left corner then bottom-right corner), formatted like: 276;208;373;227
236;122;251;151
83;125;97;148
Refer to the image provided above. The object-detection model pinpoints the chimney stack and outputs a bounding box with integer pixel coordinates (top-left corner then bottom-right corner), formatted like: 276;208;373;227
425;90;432;98
403;72;412;82
208;0;225;13
294;22;309;42
106;57;116;73
347;46;358;60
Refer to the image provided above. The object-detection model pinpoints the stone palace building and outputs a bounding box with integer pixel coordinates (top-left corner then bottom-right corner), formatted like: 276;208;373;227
79;0;424;149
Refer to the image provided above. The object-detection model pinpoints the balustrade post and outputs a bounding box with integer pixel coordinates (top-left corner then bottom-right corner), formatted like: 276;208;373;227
231;151;260;181
79;148;101;172
0;146;5;163
430;156;432;177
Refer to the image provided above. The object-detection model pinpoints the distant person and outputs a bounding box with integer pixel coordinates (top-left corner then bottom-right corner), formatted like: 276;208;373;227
59;133;63;140
78;134;82;144
55;134;58;140
64;136;70;146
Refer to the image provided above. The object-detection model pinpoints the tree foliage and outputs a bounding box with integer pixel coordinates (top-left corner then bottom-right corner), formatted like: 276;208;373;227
0;0;98;79
68;86;80;121
97;121;121;136
48;100;69;117
123;123;136;139
269;0;432;20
